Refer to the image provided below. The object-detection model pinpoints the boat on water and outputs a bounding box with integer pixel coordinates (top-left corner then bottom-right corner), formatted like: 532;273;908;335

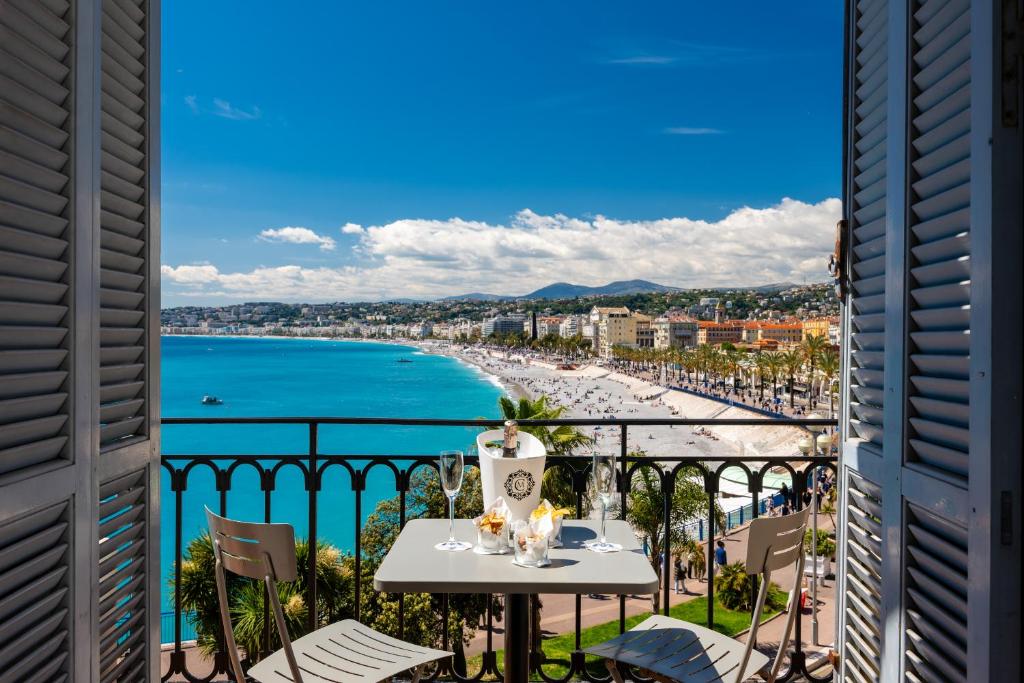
397;358;414;363
201;395;223;405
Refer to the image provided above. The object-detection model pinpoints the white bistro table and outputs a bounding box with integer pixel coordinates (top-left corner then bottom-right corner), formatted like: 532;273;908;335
374;518;659;683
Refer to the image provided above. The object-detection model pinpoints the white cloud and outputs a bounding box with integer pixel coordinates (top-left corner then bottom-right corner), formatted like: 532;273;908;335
259;226;337;251
184;95;199;114
341;223;365;235
163;197;840;302
664;127;723;135
212;98;261;121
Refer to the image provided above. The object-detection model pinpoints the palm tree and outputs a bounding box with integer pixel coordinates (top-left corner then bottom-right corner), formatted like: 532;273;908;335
800;334;830;411
779;349;803;409
723;349;743;390
764;351;782;401
817;347;840;417
754;353;769;400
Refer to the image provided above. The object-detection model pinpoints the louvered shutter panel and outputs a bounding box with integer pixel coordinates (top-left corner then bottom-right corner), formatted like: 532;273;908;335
0;502;70;681
903;506;968;681
97;470;148;682
841;473;882;682
840;0;1021;679
847;0;887;452
906;0;971;483
0;0;72;481
838;0;891;679
99;0;149;449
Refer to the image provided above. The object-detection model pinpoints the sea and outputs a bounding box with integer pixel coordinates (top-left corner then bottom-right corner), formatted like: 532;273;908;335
160;335;504;618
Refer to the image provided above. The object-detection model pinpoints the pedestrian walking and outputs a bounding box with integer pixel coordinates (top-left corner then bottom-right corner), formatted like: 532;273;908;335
673;554;684;594
714;540;727;575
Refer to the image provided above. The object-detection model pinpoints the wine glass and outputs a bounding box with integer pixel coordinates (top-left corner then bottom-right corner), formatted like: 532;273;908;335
435;450;472;551
585;452;622;552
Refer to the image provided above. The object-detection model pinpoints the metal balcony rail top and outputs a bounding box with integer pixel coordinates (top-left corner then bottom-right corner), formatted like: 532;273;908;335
160;416;836;683
162;416;838;427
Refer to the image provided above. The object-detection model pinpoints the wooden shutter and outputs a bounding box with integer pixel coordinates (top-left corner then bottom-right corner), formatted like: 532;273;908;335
903;505;968;681
0;0;73;482
906;0;971;483
98;470;148;681
846;0;888;455
840;0;1021;679
0;501;71;680
99;0;149;449
96;0;161;681
0;1;75;679
838;0;892;678
841;472;882;682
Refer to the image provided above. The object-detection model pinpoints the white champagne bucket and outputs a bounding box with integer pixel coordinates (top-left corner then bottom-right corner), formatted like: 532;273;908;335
477;429;546;522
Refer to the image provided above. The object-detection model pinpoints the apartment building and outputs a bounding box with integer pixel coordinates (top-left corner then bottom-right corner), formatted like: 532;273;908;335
757;322;803;345
696;321;744;345
653;315;699;350
591;306;635;357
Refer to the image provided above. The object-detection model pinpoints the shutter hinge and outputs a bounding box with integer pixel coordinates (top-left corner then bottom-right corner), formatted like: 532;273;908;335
1001;0;1024;127
828;219;849;299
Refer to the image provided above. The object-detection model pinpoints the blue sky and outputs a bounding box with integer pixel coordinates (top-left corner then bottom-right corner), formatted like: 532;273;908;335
161;1;844;305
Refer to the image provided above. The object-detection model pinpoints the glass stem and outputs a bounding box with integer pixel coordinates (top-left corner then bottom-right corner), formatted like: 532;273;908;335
448;495;456;542
600;501;607;544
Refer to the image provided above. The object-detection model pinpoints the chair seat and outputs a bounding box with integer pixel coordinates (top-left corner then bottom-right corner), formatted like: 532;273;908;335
248;619;451;683
583;614;770;683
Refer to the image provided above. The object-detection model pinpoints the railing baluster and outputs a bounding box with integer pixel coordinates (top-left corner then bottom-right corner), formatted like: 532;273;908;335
263;471;273;660
171;471;183;673
619;427;628;635
662;467;671;616
307;422;318;632
398;475;407;640
353;470;362;623
706;471;716;630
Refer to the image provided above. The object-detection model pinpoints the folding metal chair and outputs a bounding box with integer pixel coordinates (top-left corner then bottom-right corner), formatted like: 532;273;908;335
584;508;810;683
206;508;451;683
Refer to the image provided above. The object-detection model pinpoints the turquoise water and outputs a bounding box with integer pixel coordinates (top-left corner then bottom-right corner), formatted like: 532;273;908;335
160;335;504;613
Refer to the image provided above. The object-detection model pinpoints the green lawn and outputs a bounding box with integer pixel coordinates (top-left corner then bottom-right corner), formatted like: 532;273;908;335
464;595;779;680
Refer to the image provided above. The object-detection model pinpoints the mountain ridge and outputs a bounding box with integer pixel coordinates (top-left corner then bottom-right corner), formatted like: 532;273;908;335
442;279;804;301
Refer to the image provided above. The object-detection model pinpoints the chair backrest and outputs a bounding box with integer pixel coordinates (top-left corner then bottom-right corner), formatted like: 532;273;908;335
205;508;303;683
734;507;810;683
744;505;809;575
206;507;297;581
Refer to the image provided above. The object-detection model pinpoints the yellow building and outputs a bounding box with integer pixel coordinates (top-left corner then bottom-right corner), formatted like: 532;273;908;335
697;321;744;345
592;307;635;357
758;322;804;345
801;317;833;341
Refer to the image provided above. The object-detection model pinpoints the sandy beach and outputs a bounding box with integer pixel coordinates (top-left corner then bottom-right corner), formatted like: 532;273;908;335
418;341;811;464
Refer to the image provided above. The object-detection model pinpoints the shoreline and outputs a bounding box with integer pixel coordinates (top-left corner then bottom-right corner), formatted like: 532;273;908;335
163;334;811;462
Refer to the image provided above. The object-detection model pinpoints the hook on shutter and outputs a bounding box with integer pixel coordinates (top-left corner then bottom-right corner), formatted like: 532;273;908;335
828;219;849;299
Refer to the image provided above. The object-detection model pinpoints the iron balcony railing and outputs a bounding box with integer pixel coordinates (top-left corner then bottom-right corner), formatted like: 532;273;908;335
160;416;837;682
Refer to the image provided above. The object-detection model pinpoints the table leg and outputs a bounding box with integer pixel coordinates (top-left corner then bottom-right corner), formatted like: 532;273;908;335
504;593;530;683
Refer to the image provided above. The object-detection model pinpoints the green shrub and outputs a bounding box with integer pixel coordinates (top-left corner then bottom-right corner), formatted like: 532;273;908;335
804;528;836;558
713;562;786;612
